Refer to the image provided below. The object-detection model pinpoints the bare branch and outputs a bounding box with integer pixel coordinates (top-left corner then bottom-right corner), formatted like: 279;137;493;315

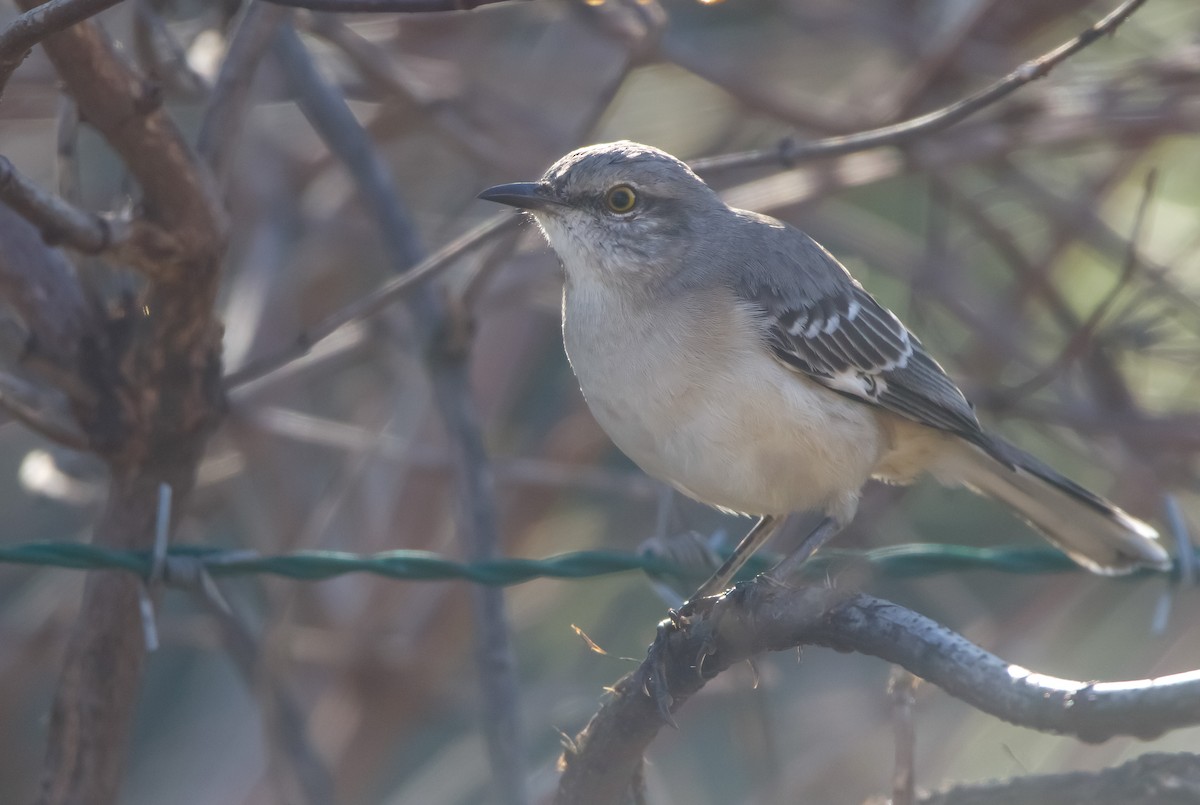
15;0;226;276
197;2;290;181
223;212;519;389
270;24;530;804
0;369;87;448
0;155;114;254
40;466;209;805
17;6;232;805
182;579;334;805
890;669;919;805
0;203;93;368
692;0;1149;173
0;0;122;98
557;582;1200;802
917;752;1200;805
274;25;425;268
262;0;528;13
713;84;1200;221
131;0;209;101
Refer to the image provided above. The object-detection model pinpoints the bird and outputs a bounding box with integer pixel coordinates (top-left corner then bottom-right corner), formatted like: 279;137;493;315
478;141;1171;601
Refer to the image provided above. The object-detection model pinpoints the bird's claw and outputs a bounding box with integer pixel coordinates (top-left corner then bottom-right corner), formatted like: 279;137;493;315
643;591;732;725
645;619;679;728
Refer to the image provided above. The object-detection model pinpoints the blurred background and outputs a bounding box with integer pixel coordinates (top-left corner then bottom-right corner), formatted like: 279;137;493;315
1;0;1199;802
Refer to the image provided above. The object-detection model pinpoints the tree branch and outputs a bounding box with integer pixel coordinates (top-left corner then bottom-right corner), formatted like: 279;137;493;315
0;0;121;98
223;212;519;389
0;154;116;254
271;24;529;803
0;368;88;447
0;202;94;369
692;0;1149;173
917;752;1200;805
197;1;290;183
14;5;231;804
15;0;226;278
262;0;528;13
557;582;1200;803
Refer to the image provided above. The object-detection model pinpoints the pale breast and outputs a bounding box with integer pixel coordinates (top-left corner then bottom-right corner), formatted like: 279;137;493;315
562;280;890;516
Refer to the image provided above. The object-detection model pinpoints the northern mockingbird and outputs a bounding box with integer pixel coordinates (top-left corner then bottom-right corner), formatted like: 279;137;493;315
479;141;1170;600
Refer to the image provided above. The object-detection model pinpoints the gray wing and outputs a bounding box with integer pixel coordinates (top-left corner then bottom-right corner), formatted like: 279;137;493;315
744;275;991;450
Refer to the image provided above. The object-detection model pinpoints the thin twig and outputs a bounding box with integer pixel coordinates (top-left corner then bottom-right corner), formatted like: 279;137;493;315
917;753;1200;805
691;0;1149;173
271;25;529;804
263;0;527;12
176;569;335;805
16;0;227;271
1002;170;1158;401
197;1;290;181
54;96;79;203
0;155;116;254
0;370;87;448
713;84;1200;226
889;668;919;805
304;13;507;167
223;212;519;388
22;6;232;805
0;0;122;98
0;203;94;371
131;0;210;100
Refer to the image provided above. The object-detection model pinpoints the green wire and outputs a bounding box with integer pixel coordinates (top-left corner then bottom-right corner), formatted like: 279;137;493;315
0;540;1182;586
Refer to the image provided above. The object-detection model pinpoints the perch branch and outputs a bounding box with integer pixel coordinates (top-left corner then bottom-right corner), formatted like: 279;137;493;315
557;582;1200;803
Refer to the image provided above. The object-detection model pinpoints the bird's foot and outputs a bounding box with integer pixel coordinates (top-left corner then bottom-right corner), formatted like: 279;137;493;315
643;592;730;725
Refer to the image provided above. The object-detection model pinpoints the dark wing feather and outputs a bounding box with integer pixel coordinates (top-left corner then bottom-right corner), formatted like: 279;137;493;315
752;281;993;451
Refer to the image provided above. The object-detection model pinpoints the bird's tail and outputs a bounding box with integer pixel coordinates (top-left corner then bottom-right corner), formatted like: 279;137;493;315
938;438;1171;575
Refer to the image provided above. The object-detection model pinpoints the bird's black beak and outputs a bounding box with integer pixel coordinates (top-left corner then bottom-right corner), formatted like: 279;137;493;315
477;181;565;211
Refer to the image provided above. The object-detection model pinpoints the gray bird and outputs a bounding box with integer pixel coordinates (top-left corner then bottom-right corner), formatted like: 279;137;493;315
479;141;1170;600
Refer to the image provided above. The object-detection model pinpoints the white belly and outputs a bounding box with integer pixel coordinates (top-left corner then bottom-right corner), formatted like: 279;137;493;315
562;281;888;517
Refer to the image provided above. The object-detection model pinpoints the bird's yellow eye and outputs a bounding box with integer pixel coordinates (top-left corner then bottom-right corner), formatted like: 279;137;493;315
605;185;637;213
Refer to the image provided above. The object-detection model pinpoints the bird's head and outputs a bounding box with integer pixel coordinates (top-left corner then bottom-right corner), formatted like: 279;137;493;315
478;141;725;285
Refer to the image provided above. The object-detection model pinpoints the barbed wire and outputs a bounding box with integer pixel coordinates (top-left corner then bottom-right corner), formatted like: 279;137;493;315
0;540;1190;587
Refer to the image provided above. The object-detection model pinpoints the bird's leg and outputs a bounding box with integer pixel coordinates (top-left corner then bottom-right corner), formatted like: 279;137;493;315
764;515;842;586
687;515;782;605
645;515;782;723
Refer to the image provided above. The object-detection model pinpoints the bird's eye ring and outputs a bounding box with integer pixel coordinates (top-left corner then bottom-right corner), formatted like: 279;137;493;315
605;185;637;214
